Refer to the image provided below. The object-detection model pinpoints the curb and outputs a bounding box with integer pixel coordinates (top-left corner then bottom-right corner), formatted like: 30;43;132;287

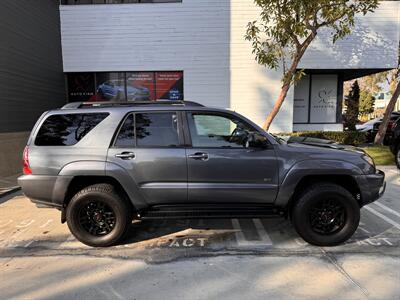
0;186;21;198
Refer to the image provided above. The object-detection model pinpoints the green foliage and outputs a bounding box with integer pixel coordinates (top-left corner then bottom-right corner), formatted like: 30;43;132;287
344;80;360;130
279;131;367;146
362;146;395;165
245;0;379;85
359;90;375;116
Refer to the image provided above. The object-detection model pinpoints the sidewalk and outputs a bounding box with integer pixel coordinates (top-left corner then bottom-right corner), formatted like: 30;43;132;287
0;173;21;197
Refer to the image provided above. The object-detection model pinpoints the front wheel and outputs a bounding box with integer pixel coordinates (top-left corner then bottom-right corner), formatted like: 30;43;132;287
291;183;360;246
66;183;132;247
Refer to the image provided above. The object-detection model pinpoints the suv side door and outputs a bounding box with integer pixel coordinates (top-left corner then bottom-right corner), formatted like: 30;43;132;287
107;111;187;205
184;111;279;203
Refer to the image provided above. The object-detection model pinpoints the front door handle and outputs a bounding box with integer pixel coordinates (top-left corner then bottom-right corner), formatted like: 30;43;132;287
115;152;135;160
188;152;209;161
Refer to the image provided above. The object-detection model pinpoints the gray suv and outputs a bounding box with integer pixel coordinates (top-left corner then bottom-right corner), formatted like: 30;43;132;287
18;101;386;247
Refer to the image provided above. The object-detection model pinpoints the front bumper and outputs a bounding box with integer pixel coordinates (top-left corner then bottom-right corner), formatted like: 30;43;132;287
355;169;386;206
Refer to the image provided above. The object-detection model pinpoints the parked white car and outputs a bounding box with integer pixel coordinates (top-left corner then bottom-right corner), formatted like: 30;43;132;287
356;118;381;132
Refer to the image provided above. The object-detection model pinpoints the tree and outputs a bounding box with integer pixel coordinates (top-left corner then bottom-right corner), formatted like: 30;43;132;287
374;69;400;144
344;80;360;130
343;71;391;100
245;0;379;131
359;90;375;117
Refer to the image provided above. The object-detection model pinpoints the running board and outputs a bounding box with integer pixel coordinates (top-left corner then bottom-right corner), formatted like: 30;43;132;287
138;204;285;220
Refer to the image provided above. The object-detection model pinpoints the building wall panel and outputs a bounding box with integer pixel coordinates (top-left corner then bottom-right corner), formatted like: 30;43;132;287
0;0;65;133
299;1;400;69
60;1;231;108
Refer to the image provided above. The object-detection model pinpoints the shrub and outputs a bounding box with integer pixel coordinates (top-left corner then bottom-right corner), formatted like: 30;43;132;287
277;131;367;146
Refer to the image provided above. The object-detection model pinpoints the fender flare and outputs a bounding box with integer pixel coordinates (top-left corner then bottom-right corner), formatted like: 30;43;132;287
105;161;147;210
274;159;363;207
58;161;147;210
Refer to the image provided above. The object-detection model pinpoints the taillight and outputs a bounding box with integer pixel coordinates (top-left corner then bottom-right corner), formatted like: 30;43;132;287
23;146;32;175
388;122;395;131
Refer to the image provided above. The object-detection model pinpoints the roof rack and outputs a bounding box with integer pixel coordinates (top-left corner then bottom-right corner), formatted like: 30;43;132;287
61;100;204;110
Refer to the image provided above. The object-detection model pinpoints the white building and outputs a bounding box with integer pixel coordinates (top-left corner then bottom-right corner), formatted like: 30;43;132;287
60;0;400;133
374;92;400;112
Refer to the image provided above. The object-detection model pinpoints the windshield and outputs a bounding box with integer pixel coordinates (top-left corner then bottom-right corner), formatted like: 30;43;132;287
270;134;286;144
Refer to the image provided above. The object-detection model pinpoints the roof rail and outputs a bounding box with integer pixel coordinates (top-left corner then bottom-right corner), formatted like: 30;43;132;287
61;100;204;109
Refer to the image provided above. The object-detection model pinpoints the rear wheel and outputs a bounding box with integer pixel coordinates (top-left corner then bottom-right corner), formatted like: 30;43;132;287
395;144;400;169
291;183;360;246
66;183;132;247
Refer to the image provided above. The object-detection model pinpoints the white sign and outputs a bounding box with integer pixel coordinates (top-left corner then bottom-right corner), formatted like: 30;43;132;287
310;75;338;123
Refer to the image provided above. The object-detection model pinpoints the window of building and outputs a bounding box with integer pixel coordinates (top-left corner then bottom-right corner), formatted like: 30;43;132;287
293;74;339;124
187;113;256;148
66;71;183;102
67;73;96;102
114;112;179;147
96;72;126;102
35;113;109;146
61;0;181;4
126;72;155;101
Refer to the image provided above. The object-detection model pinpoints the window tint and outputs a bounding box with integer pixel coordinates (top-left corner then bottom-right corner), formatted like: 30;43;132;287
188;113;255;148
114;112;179;147
35;113;109;146
136;113;179;147
115;114;135;147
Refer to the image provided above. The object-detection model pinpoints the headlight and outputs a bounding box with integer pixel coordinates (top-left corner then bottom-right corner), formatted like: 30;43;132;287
362;154;375;167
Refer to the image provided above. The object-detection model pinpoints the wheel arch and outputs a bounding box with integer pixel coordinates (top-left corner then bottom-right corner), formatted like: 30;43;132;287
285;174;362;219
61;175;135;223
275;160;363;211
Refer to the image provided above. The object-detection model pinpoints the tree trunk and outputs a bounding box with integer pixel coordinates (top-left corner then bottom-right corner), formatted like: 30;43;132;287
374;81;400;144
262;33;316;131
262;83;291;131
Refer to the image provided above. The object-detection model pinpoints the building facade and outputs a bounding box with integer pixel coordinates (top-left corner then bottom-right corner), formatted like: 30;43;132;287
60;0;400;133
375;92;400;112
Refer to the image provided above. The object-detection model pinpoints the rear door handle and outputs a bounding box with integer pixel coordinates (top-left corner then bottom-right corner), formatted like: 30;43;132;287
115;152;135;160
188;152;209;161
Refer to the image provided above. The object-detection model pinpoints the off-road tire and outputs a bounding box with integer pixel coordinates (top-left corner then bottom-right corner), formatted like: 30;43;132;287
291;183;360;246
66;183;132;247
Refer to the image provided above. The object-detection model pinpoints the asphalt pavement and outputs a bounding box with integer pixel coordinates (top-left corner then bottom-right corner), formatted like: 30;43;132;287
0;166;399;300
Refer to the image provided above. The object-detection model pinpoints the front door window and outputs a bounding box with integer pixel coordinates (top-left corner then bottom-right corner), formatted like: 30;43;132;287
187;113;256;148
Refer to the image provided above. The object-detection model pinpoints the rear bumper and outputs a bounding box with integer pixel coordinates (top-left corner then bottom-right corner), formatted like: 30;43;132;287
18;174;73;209
354;169;386;206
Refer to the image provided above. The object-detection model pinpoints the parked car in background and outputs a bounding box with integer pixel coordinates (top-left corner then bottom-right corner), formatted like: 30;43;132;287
356;112;400;143
97;80;150;101
18;101;385;248
372;115;400;145
389;117;400;169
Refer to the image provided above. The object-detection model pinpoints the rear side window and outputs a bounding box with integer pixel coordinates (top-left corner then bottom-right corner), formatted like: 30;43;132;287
114;112;179;147
115;114;135;147
35;113;109;146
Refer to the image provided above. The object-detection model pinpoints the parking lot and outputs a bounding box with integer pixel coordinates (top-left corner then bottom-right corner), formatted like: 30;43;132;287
0;166;399;299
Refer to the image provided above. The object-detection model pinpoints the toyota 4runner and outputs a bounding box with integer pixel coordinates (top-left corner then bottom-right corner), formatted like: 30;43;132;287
18;101;386;247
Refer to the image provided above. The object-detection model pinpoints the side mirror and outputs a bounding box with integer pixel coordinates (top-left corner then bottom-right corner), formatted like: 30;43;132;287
246;132;269;149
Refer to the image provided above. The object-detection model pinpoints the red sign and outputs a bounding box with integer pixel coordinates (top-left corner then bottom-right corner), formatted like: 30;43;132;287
156;72;183;100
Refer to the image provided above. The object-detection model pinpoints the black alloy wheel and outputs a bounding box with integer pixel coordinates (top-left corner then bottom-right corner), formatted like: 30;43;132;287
291;183;360;246
308;198;346;235
78;200;116;236
66;183;132;247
